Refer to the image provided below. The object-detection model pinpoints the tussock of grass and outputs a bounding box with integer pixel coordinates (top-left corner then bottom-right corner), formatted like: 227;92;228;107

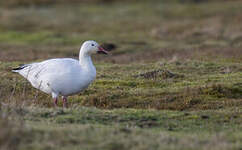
134;69;184;79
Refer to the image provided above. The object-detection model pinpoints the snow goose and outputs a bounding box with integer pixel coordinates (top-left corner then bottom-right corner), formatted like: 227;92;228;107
12;40;108;108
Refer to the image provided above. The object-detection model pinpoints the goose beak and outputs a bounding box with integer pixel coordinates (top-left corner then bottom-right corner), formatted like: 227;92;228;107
98;46;108;55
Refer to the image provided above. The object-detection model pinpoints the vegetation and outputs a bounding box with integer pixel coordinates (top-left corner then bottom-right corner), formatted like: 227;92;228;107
0;0;242;150
1;106;242;150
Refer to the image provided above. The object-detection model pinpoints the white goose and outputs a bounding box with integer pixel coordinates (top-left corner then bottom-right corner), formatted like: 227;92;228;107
12;40;108;108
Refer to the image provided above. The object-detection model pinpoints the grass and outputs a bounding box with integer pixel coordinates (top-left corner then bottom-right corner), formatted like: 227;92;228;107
1;106;242;150
0;0;242;150
1;61;241;110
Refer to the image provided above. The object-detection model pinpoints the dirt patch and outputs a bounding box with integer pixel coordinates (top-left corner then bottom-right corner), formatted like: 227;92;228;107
134;69;183;79
0;0;136;7
100;43;117;51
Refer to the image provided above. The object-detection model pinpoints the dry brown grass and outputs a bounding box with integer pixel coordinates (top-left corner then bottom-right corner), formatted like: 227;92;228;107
0;0;141;7
0;109;26;150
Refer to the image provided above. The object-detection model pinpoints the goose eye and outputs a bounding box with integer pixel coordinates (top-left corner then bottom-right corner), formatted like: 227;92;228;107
91;44;94;46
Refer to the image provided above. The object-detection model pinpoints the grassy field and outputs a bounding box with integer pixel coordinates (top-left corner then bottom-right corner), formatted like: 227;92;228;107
0;1;242;150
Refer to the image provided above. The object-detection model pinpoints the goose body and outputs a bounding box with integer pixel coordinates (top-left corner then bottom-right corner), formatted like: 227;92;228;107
12;40;108;107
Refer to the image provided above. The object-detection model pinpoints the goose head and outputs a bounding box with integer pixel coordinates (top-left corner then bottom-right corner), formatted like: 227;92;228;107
80;40;108;56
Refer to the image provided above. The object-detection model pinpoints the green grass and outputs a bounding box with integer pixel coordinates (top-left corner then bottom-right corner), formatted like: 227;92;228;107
1;1;242;150
1;106;242;150
0;31;84;45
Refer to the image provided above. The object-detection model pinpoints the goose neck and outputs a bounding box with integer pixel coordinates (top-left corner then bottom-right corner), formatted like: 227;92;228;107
79;54;95;69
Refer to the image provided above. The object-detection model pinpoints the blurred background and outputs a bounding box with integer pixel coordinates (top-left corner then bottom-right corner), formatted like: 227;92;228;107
1;2;242;149
0;0;241;64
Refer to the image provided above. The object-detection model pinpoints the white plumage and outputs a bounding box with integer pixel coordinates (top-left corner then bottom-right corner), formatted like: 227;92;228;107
12;40;108;107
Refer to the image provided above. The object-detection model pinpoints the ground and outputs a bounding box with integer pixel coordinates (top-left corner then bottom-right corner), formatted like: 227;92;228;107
0;1;242;150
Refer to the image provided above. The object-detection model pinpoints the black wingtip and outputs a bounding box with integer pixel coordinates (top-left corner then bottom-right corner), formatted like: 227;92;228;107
12;64;27;72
